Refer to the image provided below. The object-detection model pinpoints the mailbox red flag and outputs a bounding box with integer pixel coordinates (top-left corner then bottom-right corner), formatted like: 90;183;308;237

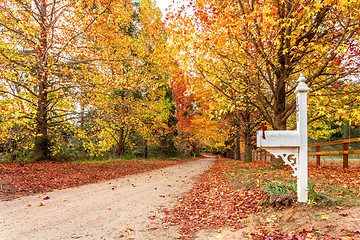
262;126;267;139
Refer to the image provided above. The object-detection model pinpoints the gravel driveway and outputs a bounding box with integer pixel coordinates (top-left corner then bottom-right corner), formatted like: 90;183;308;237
0;157;215;240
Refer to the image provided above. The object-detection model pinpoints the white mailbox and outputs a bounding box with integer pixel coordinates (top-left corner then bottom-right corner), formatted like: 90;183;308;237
257;130;300;177
257;131;300;147
257;73;310;203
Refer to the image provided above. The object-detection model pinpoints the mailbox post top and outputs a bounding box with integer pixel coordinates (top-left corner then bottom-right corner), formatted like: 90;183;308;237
295;73;310;93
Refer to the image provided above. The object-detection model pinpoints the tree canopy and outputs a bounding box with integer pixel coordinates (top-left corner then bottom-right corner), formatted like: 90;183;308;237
1;0;359;161
165;0;360;158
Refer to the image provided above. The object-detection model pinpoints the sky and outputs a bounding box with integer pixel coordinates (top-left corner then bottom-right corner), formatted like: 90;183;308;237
155;0;173;14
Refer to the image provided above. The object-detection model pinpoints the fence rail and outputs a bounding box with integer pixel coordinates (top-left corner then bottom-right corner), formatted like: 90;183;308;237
252;137;360;168
251;150;272;161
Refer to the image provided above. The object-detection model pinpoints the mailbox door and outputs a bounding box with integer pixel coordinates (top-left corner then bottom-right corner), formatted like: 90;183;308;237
257;130;300;147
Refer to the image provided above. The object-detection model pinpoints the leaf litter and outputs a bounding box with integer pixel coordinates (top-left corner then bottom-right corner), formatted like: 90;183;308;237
0;158;197;200
163;158;360;239
163;158;266;238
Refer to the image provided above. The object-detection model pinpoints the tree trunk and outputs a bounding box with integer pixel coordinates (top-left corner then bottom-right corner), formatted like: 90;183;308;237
33;79;49;161
80;100;85;129
271;75;287;167
273;80;287;131
114;127;125;157
244;132;253;162
144;139;148;159
32;0;49;161
234;132;241;160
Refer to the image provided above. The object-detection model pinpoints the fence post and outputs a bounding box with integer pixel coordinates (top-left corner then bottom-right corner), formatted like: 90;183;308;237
343;142;349;168
263;150;266;161
316;146;321;166
259;149;261;161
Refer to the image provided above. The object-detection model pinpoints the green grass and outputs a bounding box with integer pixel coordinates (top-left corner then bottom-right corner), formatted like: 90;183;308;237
315;182;360;206
226;163;295;191
261;181;297;195
225;161;360;207
309;155;360;165
0;150;193;165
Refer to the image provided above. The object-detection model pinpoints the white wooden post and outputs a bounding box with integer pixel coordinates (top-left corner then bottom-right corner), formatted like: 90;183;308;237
256;73;310;203
295;73;310;202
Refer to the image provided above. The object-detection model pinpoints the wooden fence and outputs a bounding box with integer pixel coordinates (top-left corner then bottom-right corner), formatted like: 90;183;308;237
308;138;360;168
252;137;360;168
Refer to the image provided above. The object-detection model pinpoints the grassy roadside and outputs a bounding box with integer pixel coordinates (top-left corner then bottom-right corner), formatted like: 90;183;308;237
223;159;360;239
226;160;360;207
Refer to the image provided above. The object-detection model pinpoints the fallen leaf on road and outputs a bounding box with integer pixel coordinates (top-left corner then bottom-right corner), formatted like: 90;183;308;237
125;228;134;233
71;236;82;239
266;214;277;223
215;233;223;239
39;202;44;206
321;214;329;220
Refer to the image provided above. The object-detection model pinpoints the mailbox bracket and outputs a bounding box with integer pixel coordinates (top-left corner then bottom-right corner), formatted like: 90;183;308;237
262;147;299;177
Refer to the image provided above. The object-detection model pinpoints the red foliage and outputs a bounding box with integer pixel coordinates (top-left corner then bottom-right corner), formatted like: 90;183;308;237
0;159;194;200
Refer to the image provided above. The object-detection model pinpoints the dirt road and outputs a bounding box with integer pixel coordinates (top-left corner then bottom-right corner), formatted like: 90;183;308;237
0;157;215;240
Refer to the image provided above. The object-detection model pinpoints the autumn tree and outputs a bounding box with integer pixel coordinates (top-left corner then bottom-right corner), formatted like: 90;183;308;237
167;0;360;164
0;0;116;160
169;70;202;155
167;66;233;157
0;0;175;161
307;78;360;140
74;0;176;158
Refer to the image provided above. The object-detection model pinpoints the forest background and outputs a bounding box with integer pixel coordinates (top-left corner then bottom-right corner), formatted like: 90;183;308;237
0;0;360;164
